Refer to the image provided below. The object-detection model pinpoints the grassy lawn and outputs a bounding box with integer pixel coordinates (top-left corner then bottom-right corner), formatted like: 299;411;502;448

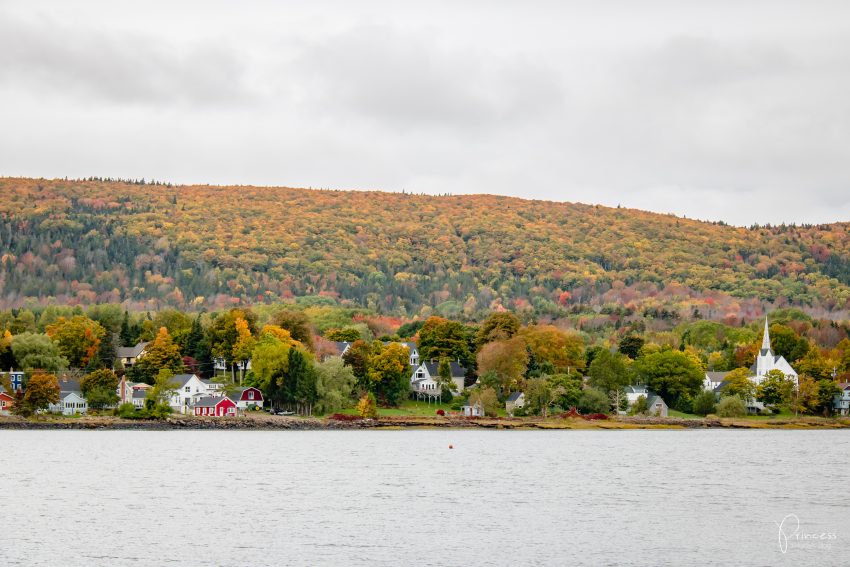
667;410;703;419
336;399;457;417
669;408;808;420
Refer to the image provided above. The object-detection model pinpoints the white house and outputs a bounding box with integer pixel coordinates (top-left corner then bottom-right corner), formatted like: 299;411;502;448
50;391;88;416
462;399;484;417
624;385;669;417
703;371;729;392
834;383;850;416
410;361;467;399
131;389;148;409
213;358;252;380
506;392;525;415
169;374;212;414
398;342;419;367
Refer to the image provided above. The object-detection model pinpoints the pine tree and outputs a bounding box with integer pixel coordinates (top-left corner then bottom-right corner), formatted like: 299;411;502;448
120;311;134;347
186;315;203;359
284;349;308;412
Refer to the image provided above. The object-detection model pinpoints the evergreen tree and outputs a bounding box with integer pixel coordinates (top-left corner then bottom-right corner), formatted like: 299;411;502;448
295;360;318;416
186;315;204;360
120;311;134;347
283;349;308;411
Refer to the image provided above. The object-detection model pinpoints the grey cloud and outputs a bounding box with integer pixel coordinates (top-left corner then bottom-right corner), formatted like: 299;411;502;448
0;15;256;106
291;25;566;132
1;0;849;226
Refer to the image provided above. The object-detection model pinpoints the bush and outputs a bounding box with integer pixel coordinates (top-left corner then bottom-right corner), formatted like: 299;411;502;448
560;407;582;419
149;403;173;419
629;395;649;416
436;409;445;416
577;388;609;414
115;403;138;418
716;395;747;417
356;392;378;419
583;413;609;420
114;402;172;420
329;413;361;421
440;389;453;404
512;405;528;417
673;395;693;414
692;390;717;416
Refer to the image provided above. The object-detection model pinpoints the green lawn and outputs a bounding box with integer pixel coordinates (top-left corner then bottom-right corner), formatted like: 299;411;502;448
669;408;801;420
667;410;703;420
337;399;457;417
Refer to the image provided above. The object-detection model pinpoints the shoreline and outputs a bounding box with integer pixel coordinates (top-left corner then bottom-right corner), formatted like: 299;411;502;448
1;415;848;431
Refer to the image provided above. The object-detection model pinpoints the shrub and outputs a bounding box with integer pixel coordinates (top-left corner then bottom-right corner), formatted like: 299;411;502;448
356;392;378;419
329;413;361;421
629;395;649;416
716;395;747;417
583;413;609;420
559;407;582;419
692;390;717;416
577;388;609;414
149;403;173;419
115;403;138;418
673;395;693;414
436;409;445;416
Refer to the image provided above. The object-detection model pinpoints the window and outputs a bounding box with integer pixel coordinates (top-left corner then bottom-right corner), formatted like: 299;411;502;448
249;391;254;399
184;386;190;393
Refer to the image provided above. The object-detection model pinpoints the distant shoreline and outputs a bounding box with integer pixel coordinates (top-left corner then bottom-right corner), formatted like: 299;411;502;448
1;415;848;431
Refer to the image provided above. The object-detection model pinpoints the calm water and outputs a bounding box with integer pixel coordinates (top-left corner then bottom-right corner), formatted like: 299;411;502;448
2;429;848;566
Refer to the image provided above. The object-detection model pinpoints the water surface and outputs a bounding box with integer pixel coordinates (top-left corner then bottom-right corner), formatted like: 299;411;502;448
3;430;848;566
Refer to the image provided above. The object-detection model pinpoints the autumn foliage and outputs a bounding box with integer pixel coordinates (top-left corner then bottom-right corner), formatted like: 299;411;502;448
2;177;850;320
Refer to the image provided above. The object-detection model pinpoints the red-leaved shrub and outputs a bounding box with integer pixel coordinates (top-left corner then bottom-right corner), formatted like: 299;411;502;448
560;407;582;419
329;413;361;421
583;413;609;420
436;409;445;416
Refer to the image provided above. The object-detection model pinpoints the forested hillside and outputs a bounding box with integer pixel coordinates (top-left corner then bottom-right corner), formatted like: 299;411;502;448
1;177;850;321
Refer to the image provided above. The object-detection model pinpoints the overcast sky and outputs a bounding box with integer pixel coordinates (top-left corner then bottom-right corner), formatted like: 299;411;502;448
1;1;849;225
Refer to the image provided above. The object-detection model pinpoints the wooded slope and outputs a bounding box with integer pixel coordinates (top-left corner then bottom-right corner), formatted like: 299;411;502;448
1;177;849;318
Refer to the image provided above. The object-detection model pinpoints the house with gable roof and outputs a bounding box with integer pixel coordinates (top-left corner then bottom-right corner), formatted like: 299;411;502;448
410;360;467;400
624;385;668;417
193;395;237;417
168;374;212;414
115;342;148;368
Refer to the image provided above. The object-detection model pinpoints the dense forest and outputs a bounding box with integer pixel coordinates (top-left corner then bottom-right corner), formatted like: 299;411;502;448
1;177;850;326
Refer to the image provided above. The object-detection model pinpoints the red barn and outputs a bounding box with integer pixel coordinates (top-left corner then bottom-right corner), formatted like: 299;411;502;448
193;396;237;417
0;390;14;412
229;387;264;409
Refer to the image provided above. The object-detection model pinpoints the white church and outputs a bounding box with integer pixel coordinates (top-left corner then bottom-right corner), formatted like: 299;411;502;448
704;317;799;393
750;317;798;386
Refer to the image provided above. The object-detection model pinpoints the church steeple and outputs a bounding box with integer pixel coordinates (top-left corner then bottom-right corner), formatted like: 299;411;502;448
761;316;771;352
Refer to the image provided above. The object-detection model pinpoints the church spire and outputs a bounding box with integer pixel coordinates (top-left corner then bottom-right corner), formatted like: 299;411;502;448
761;316;771;351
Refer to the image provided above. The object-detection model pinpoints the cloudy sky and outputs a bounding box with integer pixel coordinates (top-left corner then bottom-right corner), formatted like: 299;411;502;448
1;0;849;225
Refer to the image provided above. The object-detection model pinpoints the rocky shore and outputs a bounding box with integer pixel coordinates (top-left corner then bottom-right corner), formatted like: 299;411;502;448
1;414;847;430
